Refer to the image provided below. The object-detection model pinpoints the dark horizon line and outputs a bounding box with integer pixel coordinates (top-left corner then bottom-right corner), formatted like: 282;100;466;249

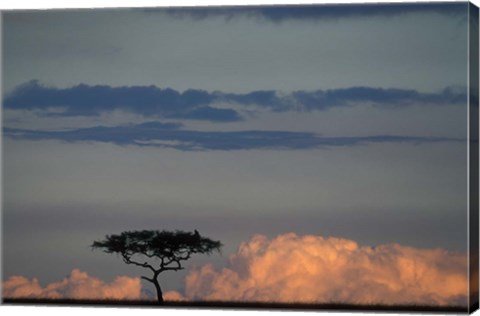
2;297;469;313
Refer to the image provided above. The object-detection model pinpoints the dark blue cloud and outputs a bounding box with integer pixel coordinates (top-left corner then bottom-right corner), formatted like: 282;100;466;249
222;90;283;109
3;122;463;151
3;80;241;122
4;81;466;119
288;87;467;111
154;3;467;22
222;87;466;111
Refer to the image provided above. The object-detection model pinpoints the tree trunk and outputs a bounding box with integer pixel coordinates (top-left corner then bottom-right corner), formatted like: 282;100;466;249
152;276;164;303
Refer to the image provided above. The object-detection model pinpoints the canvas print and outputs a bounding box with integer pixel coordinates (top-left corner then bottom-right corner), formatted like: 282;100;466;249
1;1;479;313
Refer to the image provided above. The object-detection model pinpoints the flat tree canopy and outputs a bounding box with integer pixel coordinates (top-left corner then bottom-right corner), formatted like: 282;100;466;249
92;229;222;302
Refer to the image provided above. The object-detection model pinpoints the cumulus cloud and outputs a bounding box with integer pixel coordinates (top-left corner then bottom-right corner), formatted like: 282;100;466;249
2;269;142;300
180;233;468;306
2;236;468;306
163;290;187;301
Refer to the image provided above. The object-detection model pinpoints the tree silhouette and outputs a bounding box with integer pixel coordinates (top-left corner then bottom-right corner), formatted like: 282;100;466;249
91;229;222;303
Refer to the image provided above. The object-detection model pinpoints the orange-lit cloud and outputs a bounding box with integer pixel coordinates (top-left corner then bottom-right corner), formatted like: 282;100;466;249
3;234;468;306
179;233;467;306
163;290;187;301
2;269;142;300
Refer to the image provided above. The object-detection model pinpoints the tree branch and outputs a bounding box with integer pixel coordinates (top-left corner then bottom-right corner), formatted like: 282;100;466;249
141;276;154;283
162;266;184;272
122;253;157;273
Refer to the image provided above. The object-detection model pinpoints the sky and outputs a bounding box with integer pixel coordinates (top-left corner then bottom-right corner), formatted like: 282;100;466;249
1;2;474;306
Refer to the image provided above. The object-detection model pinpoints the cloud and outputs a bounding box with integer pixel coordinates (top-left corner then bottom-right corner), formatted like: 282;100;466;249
3;80;241;122
3;122;462;151
2;236;468;306
289;87;467;111
2;269;142;300
3;81;466;121
164;290;187;301
155;3;467;23
179;233;467;306
224;87;466;111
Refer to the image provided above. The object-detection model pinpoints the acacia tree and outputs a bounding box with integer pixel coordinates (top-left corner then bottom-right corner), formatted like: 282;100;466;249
91;229;222;303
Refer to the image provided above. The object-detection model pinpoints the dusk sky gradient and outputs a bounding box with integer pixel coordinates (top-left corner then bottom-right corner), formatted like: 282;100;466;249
1;2;473;305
